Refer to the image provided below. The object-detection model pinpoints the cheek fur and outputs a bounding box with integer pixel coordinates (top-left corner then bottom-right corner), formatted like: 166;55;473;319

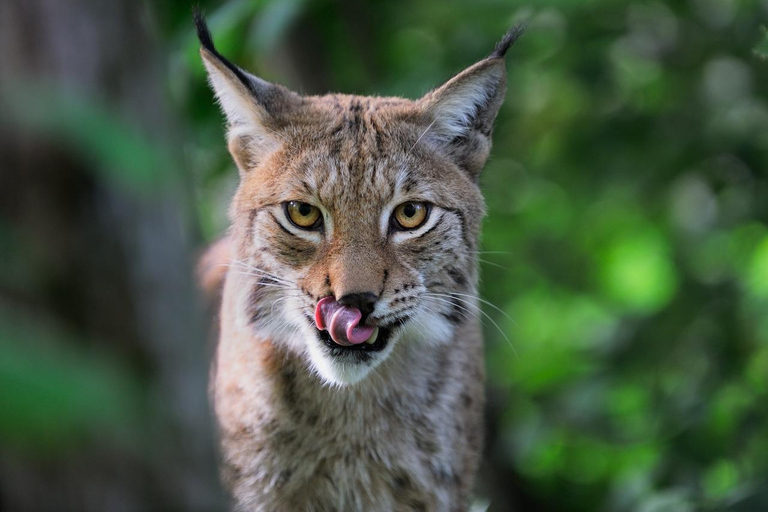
256;222;318;267
402;215;468;277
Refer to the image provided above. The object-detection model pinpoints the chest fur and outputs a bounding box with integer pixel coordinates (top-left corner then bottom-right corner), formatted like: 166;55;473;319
213;324;484;511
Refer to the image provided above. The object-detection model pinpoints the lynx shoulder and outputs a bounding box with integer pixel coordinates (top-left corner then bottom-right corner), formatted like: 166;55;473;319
194;11;523;510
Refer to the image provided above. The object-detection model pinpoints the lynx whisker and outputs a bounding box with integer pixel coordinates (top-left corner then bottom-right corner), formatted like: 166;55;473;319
407;117;438;155
407;309;431;341
226;260;294;286
478;258;508;270
424;292;517;357
439;291;517;326
228;273;297;290
227;259;292;279
422;294;482;324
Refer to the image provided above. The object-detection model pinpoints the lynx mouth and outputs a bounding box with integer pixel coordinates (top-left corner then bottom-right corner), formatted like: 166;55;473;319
303;313;410;357
307;294;414;358
317;326;391;353
312;296;390;355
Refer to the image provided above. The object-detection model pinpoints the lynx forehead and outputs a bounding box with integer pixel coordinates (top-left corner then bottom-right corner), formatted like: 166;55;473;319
196;9;522;510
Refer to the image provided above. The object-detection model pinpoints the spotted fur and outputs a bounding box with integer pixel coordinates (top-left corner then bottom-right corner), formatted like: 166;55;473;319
195;11;522;511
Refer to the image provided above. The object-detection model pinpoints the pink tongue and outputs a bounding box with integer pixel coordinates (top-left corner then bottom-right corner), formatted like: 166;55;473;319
314;296;375;346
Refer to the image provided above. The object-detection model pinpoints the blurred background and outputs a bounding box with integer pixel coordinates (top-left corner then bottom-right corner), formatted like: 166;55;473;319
1;0;767;511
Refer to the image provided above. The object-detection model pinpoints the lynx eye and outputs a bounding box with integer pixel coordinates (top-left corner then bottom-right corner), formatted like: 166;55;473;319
392;202;429;230
285;201;322;229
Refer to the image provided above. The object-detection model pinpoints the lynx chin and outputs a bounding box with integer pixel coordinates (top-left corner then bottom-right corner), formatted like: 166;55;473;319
194;10;523;511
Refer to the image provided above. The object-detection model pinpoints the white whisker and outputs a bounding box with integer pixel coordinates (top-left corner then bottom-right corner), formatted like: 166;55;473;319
225;260;294;286
436;291;517;326
478;258;508;270
227;273;297;290
407;117;438;155
424;293;517;357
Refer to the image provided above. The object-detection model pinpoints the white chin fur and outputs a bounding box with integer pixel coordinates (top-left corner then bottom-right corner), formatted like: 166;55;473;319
303;323;394;386
307;342;375;385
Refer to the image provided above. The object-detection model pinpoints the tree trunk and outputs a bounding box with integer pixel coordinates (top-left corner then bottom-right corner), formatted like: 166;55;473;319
0;1;224;510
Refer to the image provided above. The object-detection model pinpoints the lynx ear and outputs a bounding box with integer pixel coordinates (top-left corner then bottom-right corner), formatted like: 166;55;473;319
419;25;525;178
194;10;301;173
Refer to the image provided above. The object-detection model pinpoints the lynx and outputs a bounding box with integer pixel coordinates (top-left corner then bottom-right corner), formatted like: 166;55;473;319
194;11;523;511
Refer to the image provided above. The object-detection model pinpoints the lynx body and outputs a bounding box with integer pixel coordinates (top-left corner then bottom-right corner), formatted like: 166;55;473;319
195;13;522;511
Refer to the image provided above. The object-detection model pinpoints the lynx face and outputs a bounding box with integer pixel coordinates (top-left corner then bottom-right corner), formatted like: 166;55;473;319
199;21;517;384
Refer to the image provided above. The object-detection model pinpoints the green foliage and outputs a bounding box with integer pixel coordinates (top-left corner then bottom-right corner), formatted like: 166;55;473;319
0;311;142;451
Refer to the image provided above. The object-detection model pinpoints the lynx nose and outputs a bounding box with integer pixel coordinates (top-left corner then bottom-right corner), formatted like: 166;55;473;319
337;292;378;319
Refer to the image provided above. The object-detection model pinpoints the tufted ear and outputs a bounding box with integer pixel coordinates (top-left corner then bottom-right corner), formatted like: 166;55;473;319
418;25;525;179
194;10;302;174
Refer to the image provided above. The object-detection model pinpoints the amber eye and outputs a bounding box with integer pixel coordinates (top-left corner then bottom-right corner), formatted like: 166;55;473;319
285;201;322;229
393;202;429;230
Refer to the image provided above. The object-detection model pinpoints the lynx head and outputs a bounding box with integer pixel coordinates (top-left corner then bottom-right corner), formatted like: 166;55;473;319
196;12;522;385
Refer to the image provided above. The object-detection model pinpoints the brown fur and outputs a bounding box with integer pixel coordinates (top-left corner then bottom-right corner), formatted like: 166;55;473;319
195;15;521;511
198;235;232;300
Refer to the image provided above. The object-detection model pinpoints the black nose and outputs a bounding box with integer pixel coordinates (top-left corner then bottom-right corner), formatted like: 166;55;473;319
337;292;378;318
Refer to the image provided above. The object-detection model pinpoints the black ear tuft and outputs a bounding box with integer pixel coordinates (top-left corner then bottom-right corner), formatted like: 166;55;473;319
489;22;528;59
193;6;216;53
193;7;257;95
